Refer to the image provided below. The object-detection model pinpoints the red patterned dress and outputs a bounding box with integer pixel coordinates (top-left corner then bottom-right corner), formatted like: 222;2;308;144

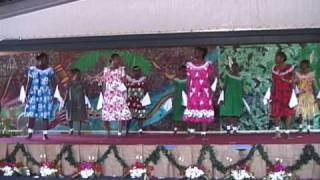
271;64;295;118
126;76;147;119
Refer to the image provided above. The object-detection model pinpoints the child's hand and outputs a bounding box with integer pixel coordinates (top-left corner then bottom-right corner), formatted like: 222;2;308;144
121;77;128;84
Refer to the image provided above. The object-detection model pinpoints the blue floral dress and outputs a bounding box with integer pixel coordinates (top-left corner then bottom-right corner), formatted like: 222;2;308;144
25;66;54;119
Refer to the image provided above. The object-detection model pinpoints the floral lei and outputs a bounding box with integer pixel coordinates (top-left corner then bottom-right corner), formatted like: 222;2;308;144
272;65;294;76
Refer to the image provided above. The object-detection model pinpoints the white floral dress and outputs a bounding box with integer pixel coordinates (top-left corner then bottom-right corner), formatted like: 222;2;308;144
102;67;132;121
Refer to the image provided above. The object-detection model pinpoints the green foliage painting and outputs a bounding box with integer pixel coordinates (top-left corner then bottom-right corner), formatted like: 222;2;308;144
72;50;152;75
219;43;320;130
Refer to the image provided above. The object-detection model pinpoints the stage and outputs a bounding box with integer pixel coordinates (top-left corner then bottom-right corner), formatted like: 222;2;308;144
1;132;320;145
0;132;319;179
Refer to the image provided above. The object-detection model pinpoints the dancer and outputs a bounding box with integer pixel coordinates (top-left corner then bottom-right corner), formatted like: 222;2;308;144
156;64;187;134
102;54;131;136
295;60;318;133
183;47;215;135
65;68;88;135
171;65;187;134
271;51;295;138
126;66;147;135
25;53;54;140
220;62;244;134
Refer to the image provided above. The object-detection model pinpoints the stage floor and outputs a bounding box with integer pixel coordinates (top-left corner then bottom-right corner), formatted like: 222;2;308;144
1;132;319;145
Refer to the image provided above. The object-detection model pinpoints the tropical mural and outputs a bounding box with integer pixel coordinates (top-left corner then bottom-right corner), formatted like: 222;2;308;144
219;43;320;130
0;43;319;133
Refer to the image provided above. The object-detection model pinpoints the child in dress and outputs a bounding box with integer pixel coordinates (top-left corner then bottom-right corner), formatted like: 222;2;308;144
183;47;215;135
102;54;132;136
126;66;147;135
171;65;187;134
295;60;318;133
271;51;295;138
157;65;187;134
220;62;244;134
25;53;54;140
65;68;87;135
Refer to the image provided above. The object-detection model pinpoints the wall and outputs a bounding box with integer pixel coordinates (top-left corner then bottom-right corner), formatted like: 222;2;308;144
0;0;320;40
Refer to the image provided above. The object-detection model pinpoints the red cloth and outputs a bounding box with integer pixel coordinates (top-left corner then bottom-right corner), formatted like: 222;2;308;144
271;64;295;118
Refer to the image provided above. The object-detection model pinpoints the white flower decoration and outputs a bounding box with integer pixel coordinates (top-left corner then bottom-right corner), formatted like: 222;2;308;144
80;168;94;179
185;166;205;179
1;166;14;176
129;167;146;178
39;166;58;177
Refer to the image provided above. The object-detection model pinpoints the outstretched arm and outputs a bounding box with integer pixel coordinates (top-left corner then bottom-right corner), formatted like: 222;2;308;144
312;74;318;98
143;77;150;93
25;68;32;100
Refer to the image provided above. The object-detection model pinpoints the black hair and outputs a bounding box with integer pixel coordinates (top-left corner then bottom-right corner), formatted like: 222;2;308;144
195;47;208;59
300;59;310;66
70;68;81;76
276;51;287;62
36;53;48;61
232;62;239;68
111;53;120;59
178;65;186;71
133;65;141;71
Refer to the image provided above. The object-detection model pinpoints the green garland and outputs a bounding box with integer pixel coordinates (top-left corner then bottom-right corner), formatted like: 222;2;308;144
0;143;40;166
109;145;128;168
53;144;78;167
96;145;113;164
143;146;185;171
196;144;278;173
197;144;226;173
159;146;186;171
287;144;320;171
144;146;161;165
53;144;129;168
0;143;319;176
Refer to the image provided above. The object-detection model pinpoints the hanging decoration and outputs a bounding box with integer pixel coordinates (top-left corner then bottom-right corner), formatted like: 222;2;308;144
0;143;319;178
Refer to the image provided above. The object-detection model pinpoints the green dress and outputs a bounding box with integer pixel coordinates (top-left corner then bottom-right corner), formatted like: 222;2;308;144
171;78;187;122
65;81;88;122
220;73;244;117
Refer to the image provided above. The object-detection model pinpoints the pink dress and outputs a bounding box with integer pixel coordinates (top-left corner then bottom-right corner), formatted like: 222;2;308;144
102;67;132;121
183;61;215;123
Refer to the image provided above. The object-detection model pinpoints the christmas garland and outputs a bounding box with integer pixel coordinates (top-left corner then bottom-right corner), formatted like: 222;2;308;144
287;144;320;171
96;145;128;168
52;144;78;167
197;144;226;173
144;146;185;171
0;143;319;176
0;143;40;166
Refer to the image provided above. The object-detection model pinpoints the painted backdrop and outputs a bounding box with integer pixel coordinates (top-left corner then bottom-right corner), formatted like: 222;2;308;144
0;43;319;132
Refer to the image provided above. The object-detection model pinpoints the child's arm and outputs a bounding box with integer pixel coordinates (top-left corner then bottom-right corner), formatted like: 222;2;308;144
219;74;227;105
82;82;90;109
50;67;58;96
311;73;318;98
153;61;178;81
143;76;149;94
208;63;216;86
100;68;106;92
120;67;128;84
25;77;32;102
292;72;301;95
25;67;32;101
63;85;69;110
280;65;294;86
